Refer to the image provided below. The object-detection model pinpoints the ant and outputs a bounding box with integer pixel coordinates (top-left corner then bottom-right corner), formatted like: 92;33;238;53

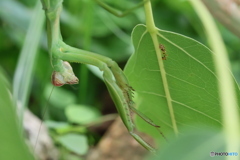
159;44;167;60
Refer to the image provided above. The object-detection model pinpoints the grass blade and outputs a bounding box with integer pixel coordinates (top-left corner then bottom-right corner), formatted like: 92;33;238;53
13;1;45;123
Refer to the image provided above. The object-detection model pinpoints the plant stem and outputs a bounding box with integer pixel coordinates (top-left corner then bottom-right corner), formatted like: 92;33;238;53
143;0;179;136
190;0;240;157
143;0;157;33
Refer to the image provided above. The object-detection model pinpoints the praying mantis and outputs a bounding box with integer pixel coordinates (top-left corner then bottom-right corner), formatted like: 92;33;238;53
40;0;165;153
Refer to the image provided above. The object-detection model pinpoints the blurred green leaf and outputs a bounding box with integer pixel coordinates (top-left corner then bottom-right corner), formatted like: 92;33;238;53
45;120;87;134
0;0;34;46
44;84;77;109
0;68;34;160
147;128;230;160
13;0;44;121
0;0;80;48
159;0;203;39
57;133;89;155
232;62;240;84
0;0;31;30
65;104;101;125
124;24;240;139
45;120;70;129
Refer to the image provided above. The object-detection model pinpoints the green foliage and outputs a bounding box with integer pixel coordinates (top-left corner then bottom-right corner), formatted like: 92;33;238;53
57;133;89;155
45;84;77;109
0;68;34;160
0;0;240;159
125;24;240;139
148;127;227;160
13;0;44;121
65;104;101;125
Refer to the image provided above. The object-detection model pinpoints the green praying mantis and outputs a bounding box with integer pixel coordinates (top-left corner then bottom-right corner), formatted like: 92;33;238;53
40;0;166;153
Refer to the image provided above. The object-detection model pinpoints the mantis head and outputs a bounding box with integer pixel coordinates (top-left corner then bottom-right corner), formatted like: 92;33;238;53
51;61;79;87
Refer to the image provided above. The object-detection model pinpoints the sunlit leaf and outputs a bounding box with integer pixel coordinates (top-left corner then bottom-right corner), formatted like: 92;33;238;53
65;104;101;125
124;24;240;140
57;133;88;155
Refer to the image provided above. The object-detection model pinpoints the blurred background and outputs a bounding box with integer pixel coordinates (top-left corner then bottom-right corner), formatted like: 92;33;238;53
0;0;239;159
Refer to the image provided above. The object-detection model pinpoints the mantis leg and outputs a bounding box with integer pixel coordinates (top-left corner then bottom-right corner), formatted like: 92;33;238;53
94;0;150;17
130;106;168;141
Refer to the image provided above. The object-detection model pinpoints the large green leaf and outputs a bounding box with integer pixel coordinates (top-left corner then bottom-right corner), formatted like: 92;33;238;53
0;68;34;160
124;24;240;140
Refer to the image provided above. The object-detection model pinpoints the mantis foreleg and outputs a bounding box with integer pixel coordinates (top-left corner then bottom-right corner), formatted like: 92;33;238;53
129;106;168;142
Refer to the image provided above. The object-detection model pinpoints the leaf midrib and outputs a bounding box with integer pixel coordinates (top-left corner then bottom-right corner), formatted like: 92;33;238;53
148;27;179;135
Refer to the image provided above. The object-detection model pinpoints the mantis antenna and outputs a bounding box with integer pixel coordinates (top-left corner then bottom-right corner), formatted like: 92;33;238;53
34;85;55;154
39;0;166;153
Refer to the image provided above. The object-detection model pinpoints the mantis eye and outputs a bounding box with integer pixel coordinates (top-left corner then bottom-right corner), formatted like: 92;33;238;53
51;71;65;86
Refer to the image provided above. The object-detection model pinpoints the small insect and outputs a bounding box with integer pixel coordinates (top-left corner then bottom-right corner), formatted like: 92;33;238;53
159;44;167;60
159;44;165;52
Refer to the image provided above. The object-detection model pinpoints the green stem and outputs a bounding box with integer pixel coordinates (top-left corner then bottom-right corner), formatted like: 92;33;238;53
190;0;240;157
143;0;179;136
143;0;157;33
